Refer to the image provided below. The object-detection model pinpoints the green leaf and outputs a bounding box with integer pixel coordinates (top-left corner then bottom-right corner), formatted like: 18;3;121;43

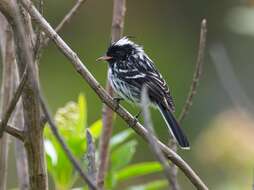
115;162;162;182
110;129;134;150
89;119;102;139
127;180;168;190
111;140;137;171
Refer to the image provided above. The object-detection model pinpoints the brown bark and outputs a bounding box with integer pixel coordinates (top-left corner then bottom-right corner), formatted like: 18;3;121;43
0;13;14;190
0;1;48;189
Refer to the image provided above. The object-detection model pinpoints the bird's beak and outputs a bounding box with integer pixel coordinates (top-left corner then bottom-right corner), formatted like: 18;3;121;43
96;55;113;62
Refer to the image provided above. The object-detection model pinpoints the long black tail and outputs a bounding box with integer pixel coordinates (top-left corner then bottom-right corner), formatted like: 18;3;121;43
158;104;190;149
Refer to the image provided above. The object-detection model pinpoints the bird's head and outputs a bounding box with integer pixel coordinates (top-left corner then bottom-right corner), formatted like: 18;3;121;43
96;37;143;63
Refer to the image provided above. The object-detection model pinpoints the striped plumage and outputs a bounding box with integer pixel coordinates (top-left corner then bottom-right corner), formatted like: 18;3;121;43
98;37;190;149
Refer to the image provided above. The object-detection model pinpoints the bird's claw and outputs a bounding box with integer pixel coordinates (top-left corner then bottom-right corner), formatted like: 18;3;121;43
131;111;141;127
113;97;123;110
135;111;141;119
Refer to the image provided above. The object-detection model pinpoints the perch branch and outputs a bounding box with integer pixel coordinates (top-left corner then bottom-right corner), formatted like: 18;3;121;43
39;94;98;190
141;87;173;187
21;1;208;189
97;0;126;189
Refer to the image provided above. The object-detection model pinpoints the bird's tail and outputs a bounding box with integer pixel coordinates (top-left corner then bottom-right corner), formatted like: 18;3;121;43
158;104;190;149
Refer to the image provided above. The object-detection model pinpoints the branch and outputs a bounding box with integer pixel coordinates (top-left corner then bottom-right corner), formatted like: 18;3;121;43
167;19;207;190
39;94;98;190
0;13;13;190
97;0;126;189
21;1;208;189
178;19;207;123
43;0;87;47
3;122;24;141
141;87;173;187
0;0;47;189
0;66;27;136
86;129;97;189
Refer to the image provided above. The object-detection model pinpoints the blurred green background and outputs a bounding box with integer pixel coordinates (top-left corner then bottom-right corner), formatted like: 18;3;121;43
4;0;254;189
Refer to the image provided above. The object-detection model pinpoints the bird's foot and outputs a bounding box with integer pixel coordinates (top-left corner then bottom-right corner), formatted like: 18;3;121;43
131;111;141;127
113;97;124;110
135;110;141;119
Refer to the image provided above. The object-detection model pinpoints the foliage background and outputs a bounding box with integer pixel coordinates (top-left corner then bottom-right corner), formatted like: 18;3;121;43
2;0;254;189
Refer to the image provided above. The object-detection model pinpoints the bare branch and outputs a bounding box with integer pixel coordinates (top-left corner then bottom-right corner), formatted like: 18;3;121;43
0;13;12;190
3;122;25;141
0;0;48;189
86;129;97;188
0;14;28;189
178;19;207;123
141;87;173;187
167;19;208;190
97;0;126;189
43;0;87;47
13;88;29;190
0;67;27;136
39;94;98;190
21;1;208;189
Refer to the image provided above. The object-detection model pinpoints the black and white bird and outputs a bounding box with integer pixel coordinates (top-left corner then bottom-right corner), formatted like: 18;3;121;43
97;37;190;149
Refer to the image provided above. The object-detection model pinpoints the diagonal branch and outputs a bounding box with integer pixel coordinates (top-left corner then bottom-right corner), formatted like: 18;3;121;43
3;122;25;141
39;94;98;190
0;67;27;136
43;0;87;47
21;1;208;189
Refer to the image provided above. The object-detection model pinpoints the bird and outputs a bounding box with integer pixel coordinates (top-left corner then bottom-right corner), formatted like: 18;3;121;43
97;37;190;149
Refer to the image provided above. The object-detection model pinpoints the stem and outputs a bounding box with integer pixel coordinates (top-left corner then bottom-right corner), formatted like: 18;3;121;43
97;0;126;189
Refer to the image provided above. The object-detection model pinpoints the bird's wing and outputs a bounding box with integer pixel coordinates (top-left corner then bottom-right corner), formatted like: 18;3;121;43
117;55;175;112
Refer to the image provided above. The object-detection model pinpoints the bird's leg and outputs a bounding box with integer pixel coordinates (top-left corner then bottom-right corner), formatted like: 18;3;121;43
135;110;141;119
131;110;142;127
113;96;124;104
113;96;124;110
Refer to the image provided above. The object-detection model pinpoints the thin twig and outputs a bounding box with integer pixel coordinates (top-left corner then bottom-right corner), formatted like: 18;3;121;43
168;19;207;190
141;87;173;187
21;1;208;189
34;0;44;60
97;0;126;189
86;129;97;189
13;79;29;190
178;19;207;123
39;94;98;190
0;66;27;137
3;122;25;141
43;0;87;47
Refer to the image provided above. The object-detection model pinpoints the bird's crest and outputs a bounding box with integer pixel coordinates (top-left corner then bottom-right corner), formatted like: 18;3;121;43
112;36;144;53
